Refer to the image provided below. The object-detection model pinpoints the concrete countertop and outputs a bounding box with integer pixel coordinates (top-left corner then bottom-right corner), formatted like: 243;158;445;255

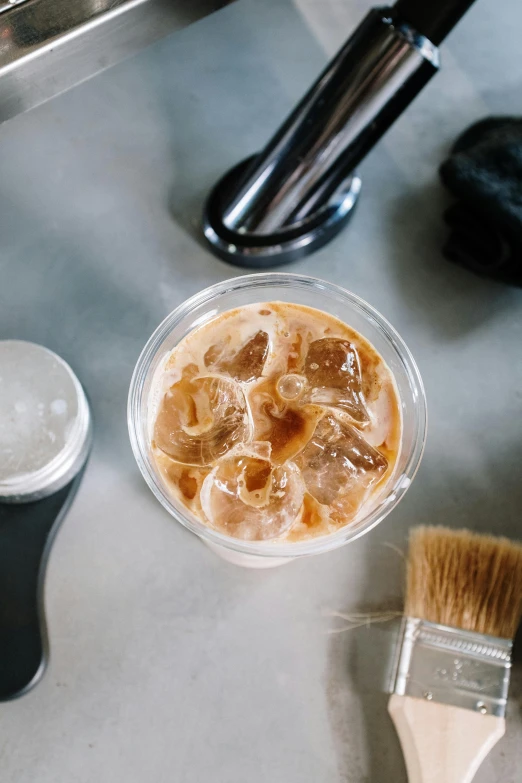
0;0;521;780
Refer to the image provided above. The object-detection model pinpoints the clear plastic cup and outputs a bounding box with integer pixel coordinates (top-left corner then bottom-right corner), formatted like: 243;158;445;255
128;274;427;568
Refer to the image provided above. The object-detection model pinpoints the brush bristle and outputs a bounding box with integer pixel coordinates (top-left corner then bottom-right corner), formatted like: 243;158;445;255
405;526;522;639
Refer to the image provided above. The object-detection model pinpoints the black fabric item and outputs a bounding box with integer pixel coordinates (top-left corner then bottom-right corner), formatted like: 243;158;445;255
439;116;522;286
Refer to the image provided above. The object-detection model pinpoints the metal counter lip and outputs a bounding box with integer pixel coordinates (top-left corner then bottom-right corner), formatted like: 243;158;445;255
0;0;233;123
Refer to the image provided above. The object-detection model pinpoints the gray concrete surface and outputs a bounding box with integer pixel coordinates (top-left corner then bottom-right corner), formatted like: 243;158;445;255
0;0;521;780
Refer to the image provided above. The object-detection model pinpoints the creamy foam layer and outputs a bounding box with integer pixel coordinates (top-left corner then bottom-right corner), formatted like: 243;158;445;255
149;302;401;542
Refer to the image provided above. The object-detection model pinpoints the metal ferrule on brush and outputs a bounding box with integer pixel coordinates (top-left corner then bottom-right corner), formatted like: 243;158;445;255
392;618;512;718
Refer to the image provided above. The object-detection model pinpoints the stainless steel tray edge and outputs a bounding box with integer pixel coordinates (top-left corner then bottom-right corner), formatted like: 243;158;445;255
0;0;233;123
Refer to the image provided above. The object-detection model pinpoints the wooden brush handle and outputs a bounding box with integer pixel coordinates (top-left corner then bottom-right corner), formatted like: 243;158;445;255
388;694;505;783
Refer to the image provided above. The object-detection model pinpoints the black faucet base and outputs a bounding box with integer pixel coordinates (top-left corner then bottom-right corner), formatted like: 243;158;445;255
203;155;362;268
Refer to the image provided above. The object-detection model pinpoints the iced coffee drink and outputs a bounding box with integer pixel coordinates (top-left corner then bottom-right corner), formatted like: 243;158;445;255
148;302;401;543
